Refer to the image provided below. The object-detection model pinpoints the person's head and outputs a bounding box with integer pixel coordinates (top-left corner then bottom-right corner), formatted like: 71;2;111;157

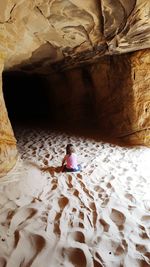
66;144;75;155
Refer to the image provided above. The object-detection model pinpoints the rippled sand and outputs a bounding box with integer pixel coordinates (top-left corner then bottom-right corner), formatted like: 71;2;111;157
0;128;150;267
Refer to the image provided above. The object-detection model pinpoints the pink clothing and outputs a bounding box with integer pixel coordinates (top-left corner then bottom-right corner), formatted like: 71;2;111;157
64;153;78;169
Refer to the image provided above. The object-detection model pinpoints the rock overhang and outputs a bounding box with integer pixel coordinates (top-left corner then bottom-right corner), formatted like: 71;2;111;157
0;0;149;73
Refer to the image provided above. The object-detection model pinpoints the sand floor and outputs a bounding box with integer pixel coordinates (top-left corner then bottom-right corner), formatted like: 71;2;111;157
0;127;150;267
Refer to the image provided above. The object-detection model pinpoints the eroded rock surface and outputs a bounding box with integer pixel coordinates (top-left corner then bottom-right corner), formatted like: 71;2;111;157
42;49;150;146
0;56;18;177
0;0;149;71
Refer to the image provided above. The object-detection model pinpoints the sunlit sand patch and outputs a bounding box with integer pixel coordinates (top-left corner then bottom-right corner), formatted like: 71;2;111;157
0;127;150;267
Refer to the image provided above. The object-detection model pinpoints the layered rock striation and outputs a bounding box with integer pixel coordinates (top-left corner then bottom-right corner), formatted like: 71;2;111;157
0;55;18;177
44;49;150;146
0;0;149;71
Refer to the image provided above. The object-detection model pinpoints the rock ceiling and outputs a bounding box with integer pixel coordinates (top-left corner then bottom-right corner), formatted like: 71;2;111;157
0;0;150;72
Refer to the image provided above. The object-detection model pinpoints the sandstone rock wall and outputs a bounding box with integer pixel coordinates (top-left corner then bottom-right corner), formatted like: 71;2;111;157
90;49;150;145
46;49;150;146
0;0;149;71
0;54;18;177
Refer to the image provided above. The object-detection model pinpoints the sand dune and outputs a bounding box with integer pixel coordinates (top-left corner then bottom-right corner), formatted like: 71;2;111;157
0;128;150;267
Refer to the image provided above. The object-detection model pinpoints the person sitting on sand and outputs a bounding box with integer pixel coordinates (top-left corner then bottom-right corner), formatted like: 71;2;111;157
62;144;81;172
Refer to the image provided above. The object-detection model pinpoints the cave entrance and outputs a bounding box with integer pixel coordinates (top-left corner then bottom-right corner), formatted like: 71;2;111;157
2;49;150;148
2;69;98;138
3;71;54;128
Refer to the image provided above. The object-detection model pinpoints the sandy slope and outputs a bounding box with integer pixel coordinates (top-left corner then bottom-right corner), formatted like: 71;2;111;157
0;128;150;267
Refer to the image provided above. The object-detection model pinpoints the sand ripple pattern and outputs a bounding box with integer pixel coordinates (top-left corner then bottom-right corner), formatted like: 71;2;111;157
0;128;150;267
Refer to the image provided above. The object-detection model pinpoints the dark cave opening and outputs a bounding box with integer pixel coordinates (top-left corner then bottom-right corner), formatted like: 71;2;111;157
2;54;136;145
2;70;97;138
3;71;55;127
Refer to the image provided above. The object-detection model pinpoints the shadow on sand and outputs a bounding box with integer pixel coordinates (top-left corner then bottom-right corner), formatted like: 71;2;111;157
41;166;63;176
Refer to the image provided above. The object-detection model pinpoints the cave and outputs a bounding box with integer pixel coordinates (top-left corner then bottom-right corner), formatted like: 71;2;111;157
3;48;150;139
2;69;96;132
1;49;150;176
0;1;150;266
3;71;52;125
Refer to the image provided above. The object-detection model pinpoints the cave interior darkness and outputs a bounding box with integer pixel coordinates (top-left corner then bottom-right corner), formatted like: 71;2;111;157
2;70;98;138
3;71;52;125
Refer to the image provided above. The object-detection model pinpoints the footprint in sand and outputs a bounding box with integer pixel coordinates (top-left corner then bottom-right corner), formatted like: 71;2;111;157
64;247;86;267
14;230;20;247
93;259;103;267
58;196;69;210
67;175;73;188
106;182;112;189
101;198;109;207
125;193;136;203
77;173;82;179
94;251;105;266
35;228;44;249
136;244;147;253
94;186;104;193
4;230;46;267
110;209;126;227
141;215;150;225
8;208;37;234
70;231;85;243
54;212;61;236
99;218;110;232
50;177;58;190
114;244;125;256
139;225;149;239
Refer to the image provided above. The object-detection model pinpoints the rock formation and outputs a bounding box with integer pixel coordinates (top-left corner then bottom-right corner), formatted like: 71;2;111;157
0;55;18;177
0;0;149;71
0;0;150;175
45;49;150;146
